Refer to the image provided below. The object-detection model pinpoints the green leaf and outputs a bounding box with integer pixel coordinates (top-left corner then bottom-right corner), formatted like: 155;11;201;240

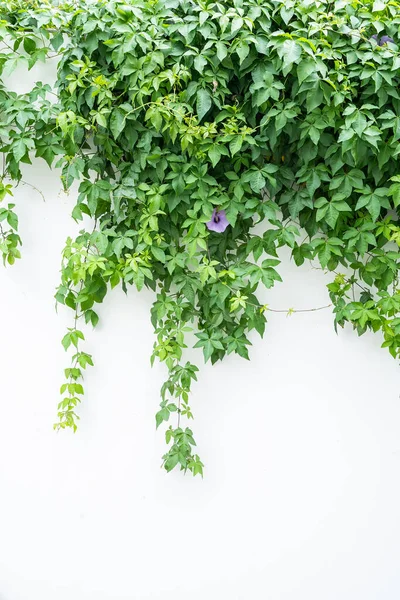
51;31;64;51
388;183;400;207
208;145;221;167
367;196;381;221
6;210;18;230
297;59;315;84
229;136;243;156
196;89;212;122
110;108;126;139
150;110;162;132
152;246;166;262
325;203;339;229
13;139;27;162
288;194;307;219
236;42;249;64
318;244;331;268
355;195;370;211
216;42;228;62
95;113;107;128
61;333;71;351
156;407;169;428
248;171;266;193
23;37;36;54
112;237;125;258
164;451;179;472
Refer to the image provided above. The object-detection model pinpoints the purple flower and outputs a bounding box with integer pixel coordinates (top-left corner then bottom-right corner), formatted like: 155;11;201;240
379;35;394;45
206;209;229;233
371;33;395;46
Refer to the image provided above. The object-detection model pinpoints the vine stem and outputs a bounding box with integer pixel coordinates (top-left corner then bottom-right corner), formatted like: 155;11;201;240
0;222;6;243
177;393;181;428
206;240;332;315
267;304;332;314
222;283;332;315
19;180;46;203
311;262;370;293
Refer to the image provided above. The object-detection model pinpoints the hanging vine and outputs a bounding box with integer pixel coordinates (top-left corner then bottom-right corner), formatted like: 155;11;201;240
0;0;399;476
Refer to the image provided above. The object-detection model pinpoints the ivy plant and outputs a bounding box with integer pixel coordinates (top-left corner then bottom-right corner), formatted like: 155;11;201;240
0;0;399;476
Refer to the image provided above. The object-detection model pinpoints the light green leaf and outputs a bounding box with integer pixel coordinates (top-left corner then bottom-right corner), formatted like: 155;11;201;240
372;0;386;11
194;55;207;73
248;171;266;193
278;40;301;69
231;17;243;34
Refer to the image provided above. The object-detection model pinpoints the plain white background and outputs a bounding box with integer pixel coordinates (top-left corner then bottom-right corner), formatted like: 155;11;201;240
0;60;399;600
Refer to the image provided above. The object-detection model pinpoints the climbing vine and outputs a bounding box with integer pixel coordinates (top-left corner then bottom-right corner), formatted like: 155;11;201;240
0;0;399;476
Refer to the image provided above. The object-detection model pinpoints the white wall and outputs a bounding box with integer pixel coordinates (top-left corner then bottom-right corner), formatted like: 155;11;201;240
0;62;399;600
